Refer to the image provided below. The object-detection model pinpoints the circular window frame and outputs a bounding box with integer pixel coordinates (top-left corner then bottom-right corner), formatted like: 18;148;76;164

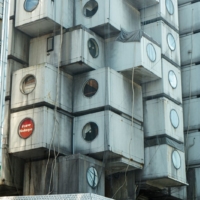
20;74;37;95
83;79;99;98
170;109;179;129
146;43;156;62
167;33;176;51
88;38;99;58
168;70;178;89
83;0;99;18
86;166;99;189
172;150;181;170
166;0;174;15
24;0;39;12
18;118;35;139
82;122;99;142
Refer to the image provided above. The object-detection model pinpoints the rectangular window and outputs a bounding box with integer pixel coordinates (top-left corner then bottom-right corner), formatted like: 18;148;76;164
47;37;54;52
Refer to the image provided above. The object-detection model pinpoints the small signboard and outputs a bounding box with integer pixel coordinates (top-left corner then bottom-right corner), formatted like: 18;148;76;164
18;118;34;139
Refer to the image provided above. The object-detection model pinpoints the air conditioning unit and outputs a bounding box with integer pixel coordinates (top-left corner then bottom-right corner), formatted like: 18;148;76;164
8;107;72;159
23;154;105;196
142;21;181;66
6;59;24;97
8;20;30;64
142;59;182;104
137;144;187;187
182;65;200;98
187;167;200;200
183;97;200;131
75;0;141;38
185;131;200;166
144;97;184;142
180;32;200;66
141;0;179;30
29;26;104;75
73;67;143;122
0;101;25;196
105;33;162;84
15;0;73;37
74;111;144;174
11;63;72;113
179;2;200;35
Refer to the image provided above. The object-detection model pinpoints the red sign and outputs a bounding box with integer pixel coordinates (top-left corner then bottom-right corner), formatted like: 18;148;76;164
18;118;34;139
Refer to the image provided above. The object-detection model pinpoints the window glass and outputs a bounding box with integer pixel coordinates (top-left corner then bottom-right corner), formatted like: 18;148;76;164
47;37;54;52
166;0;174;15
172;150;181;169
168;70;177;89
146;43;156;62
82;122;98;142
170;109;179;128
24;0;39;12
83;79;98;97
167;33;176;51
87;167;99;188
88;38;99;58
21;75;36;94
83;1;98;17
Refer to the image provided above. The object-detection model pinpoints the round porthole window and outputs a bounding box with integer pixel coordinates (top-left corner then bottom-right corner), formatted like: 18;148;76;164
168;70;177;89
18;118;34;139
146;43;156;62
87;167;99;188
83;79;98;97
172;150;181;169
88;38;99;58
83;0;98;17
166;0;174;15
24;0;39;12
20;75;36;95
170;109;179;128
82;122;98;142
167;33;176;51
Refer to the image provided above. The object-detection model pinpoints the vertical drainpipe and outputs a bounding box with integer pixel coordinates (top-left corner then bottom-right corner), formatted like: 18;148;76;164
71;0;75;155
0;0;10;173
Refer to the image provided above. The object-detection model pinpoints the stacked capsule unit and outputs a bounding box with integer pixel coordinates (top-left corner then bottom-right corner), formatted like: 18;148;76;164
135;0;188;199
179;0;200;199
2;0;195;199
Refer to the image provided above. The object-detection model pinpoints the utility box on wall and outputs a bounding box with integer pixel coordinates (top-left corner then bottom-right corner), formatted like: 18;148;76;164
73;67;143;122
75;0;140;38
15;0;73;37
74;111;144;174
11;63;73;112
9;107;72;159
105;33;162;84
23;154;105;196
